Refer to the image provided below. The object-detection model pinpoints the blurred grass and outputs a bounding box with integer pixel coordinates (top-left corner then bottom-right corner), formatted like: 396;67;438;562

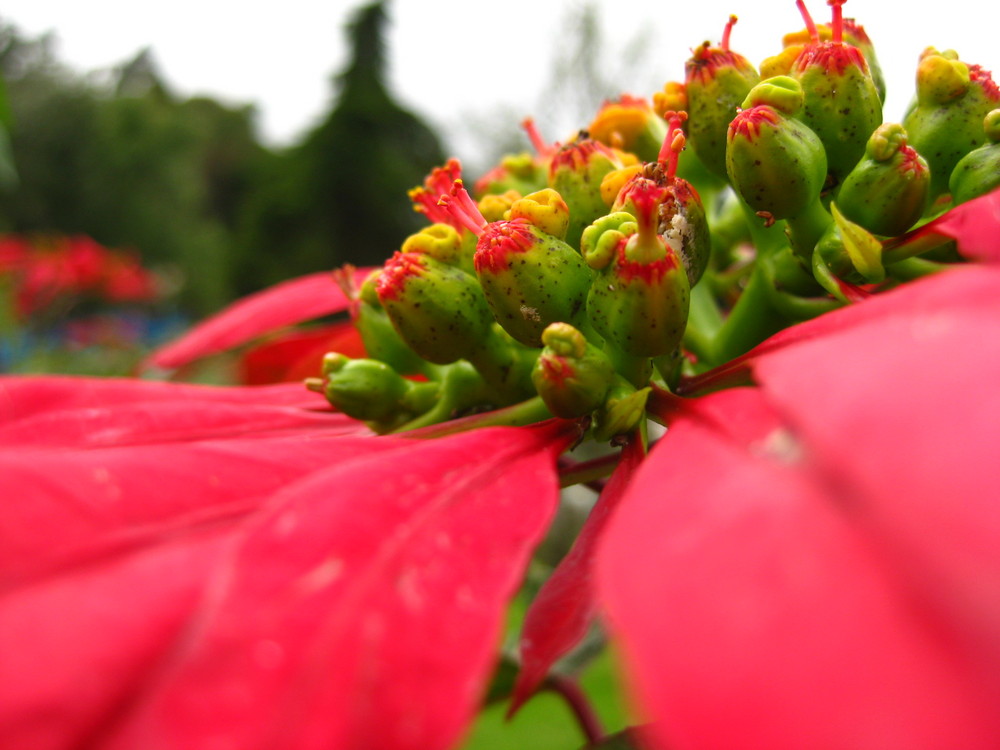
461;648;630;749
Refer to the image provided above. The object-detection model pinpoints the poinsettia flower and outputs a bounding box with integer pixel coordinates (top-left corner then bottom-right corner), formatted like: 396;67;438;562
597;264;1000;749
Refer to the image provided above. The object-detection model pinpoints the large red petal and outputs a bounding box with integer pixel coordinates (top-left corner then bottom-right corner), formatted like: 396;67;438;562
0;431;403;587
598;267;1000;748
509;437;644;715
598;398;998;749
143;267;371;372
104;422;575;750
752;266;1000;683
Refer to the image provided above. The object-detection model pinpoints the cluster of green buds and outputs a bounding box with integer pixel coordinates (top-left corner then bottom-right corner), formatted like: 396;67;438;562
310;0;999;442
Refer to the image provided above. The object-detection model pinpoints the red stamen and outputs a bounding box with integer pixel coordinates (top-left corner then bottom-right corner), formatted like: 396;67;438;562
796;0;819;43
522;117;552;157
721;15;738;52
437;180;488;237
828;0;846;44
657;111;688;181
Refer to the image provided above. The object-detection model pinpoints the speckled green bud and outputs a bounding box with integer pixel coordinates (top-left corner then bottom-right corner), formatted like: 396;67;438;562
791;40;882;183
684;16;761;180
949;110;1000;203
585;178;690;358
473;207;592;348
549;135;635;249
376;251;493;364
837;123;930;236
353;271;428;375
726;77;828;220
531;322;617;418
903;49;1000;198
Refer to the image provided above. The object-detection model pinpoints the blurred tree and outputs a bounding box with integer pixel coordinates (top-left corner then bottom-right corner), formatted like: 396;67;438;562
0;29;265;313
235;0;446;290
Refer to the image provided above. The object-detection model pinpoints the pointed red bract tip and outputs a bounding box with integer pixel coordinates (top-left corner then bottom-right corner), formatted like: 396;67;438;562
796;0;819;43
728;106;781;140
550;137;617;173
473;219;538;274
375;251;426;301
721;15;738;51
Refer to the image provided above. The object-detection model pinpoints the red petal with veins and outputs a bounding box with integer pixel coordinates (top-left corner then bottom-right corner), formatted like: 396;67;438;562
598;266;1000;749
104;423;573;750
143;267;372;372
509;437;644;716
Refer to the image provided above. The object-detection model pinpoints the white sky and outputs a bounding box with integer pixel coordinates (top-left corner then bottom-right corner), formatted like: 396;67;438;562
1;0;996;159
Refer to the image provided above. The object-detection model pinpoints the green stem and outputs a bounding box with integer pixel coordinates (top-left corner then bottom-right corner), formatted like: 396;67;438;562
881;231;956;266
683;281;724;363
885;256;951;281
401;396;554;437
602;344;653;390
707;264;788;365
785;198;832;261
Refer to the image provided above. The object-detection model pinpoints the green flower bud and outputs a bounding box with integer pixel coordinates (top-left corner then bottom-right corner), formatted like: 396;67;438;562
531;322;617;418
588;95;668;162
313;354;436;428
585;178;691;358
767;12;885;103
949;110;1000;203
684;15;761;180
903;49;1000;198
549;135;636;249
612;113;712;286
837;123;930;235
726;76;828;220
375;251;494;364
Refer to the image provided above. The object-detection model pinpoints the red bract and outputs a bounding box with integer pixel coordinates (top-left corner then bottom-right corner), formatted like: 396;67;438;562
597;265;1000;749
0;372;576;750
509;437;644;716
144;268;371;373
